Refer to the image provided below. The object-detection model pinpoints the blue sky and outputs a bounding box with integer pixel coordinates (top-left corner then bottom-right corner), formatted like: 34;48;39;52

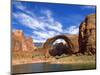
12;1;96;42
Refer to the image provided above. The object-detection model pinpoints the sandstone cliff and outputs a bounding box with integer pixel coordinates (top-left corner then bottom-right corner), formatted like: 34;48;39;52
79;14;96;55
12;30;35;51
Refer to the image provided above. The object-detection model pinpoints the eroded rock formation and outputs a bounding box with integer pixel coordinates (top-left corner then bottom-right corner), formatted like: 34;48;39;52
12;30;35;51
79;14;96;55
43;35;74;57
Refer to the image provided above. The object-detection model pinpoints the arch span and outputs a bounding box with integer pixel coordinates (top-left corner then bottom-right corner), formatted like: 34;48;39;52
43;35;74;57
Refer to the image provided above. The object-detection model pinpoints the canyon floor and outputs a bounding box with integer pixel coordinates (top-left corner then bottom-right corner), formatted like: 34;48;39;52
12;50;96;67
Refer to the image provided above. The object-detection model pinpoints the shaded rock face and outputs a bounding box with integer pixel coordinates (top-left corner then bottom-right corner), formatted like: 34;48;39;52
49;42;72;56
12;30;35;51
79;14;96;55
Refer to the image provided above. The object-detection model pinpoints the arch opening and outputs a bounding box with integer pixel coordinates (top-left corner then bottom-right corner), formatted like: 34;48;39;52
53;39;66;45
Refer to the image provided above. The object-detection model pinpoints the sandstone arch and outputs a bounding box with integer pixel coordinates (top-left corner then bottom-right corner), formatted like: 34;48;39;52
43;35;74;57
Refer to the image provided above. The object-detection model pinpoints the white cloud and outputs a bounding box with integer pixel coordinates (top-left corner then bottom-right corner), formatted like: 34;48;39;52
32;35;46;43
46;22;63;32
41;9;52;18
33;31;49;39
13;10;79;42
33;30;60;39
13;12;46;30
13;1;36;18
13;2;79;43
13;8;64;32
33;39;46;43
41;9;54;23
13;1;26;10
32;25;79;42
32;30;59;43
65;26;79;34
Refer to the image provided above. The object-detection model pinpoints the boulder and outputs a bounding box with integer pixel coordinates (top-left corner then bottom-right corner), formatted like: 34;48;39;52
79;14;96;55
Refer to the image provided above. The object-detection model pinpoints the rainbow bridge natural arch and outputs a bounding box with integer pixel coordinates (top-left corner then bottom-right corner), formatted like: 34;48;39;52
43;35;74;57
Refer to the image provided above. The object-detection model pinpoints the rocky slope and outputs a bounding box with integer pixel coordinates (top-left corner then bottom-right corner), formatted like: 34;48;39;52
79;14;96;55
12;30;35;51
